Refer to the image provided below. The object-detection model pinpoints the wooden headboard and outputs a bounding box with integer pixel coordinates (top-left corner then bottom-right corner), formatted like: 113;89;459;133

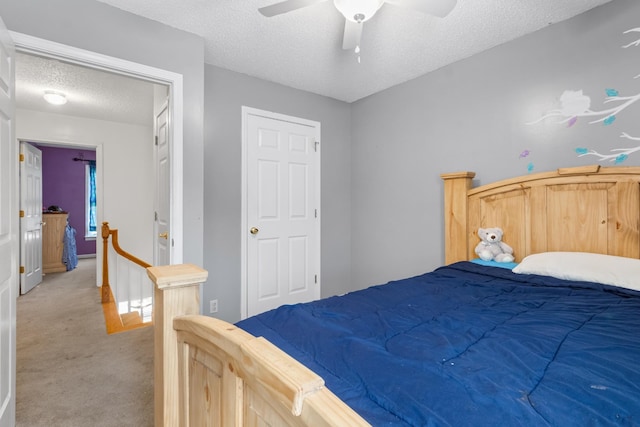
441;165;640;265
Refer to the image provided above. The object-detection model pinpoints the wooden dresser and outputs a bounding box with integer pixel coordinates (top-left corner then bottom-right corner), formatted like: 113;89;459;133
42;212;68;273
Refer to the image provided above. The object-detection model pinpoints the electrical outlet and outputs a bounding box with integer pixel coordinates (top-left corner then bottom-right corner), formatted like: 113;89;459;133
209;299;218;313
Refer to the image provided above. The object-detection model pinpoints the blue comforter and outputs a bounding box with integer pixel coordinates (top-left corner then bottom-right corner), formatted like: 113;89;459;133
237;262;640;426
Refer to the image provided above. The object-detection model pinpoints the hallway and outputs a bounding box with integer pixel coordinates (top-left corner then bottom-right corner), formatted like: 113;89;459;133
16;258;154;426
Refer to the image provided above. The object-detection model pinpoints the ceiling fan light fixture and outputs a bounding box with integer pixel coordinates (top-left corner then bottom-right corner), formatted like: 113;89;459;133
43;90;67;106
334;0;384;23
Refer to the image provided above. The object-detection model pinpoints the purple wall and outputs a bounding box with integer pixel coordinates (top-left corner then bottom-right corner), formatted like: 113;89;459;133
36;145;96;256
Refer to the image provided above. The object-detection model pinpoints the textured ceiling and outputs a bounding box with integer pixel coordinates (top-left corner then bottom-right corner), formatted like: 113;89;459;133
95;0;612;103
15;52;157;126
15;0;613;125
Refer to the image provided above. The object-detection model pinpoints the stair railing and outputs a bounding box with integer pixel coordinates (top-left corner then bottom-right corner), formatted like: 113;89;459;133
101;221;153;331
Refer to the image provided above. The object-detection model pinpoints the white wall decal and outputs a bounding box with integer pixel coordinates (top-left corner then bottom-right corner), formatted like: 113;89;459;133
528;28;640;164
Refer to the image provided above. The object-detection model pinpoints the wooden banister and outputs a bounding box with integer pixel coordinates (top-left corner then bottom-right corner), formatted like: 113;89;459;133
101;221;151;303
103;221;151;269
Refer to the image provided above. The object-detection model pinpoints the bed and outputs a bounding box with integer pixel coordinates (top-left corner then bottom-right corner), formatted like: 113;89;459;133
169;165;640;426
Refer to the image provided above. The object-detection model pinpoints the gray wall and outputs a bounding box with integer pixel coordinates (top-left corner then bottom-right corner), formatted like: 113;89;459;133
350;0;640;289
5;0;638;322
0;0;205;269
204;66;352;322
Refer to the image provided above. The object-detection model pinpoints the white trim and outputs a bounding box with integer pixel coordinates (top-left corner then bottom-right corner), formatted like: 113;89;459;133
241;107;248;320
240;106;321;319
11;31;184;264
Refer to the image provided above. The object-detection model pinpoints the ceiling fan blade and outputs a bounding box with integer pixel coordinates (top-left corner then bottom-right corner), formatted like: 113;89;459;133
385;0;457;18
342;19;363;50
258;0;327;17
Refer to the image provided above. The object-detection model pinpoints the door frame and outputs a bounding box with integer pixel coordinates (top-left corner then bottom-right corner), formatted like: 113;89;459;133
11;31;184;267
240;106;321;319
18;139;103;279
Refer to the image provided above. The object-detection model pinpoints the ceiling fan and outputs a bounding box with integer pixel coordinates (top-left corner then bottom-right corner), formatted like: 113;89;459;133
258;0;457;52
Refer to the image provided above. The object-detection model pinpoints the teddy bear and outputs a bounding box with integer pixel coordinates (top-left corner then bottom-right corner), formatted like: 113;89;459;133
475;227;515;263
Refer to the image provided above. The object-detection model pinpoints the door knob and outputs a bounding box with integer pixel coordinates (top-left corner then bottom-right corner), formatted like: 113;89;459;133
250;227;259;235
159;232;168;239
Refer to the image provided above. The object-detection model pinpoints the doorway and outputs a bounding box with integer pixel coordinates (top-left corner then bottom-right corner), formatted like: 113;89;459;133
21;143;99;288
12;31;185;283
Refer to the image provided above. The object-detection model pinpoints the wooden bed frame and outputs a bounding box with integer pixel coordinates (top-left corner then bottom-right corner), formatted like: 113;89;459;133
150;165;640;426
441;165;640;264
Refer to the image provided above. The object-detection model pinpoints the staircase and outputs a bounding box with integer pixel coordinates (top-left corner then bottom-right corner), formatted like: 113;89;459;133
100;222;153;334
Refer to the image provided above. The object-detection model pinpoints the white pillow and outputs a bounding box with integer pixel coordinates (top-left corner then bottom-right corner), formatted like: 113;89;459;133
512;252;640;292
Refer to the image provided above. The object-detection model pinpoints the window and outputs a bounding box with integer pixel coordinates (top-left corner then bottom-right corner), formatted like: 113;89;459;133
85;161;97;238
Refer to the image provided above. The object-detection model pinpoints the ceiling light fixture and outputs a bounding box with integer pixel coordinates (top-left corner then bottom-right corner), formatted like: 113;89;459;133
333;0;384;23
259;0;457;64
333;0;384;63
43;91;67;106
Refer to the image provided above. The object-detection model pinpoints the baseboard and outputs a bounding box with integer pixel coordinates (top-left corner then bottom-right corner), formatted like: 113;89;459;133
78;254;96;259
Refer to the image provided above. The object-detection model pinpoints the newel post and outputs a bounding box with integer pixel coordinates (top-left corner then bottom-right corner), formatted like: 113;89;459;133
101;222;113;303
147;264;208;427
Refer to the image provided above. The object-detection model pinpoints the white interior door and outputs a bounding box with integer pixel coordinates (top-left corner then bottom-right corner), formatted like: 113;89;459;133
0;16;17;427
154;100;170;266
243;108;321;317
19;141;42;294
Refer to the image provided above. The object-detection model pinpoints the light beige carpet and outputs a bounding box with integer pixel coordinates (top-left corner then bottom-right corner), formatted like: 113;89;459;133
16;258;154;427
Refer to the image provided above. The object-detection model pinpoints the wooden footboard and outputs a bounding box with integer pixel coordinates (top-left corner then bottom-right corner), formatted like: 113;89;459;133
174;315;370;426
148;264;370;427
